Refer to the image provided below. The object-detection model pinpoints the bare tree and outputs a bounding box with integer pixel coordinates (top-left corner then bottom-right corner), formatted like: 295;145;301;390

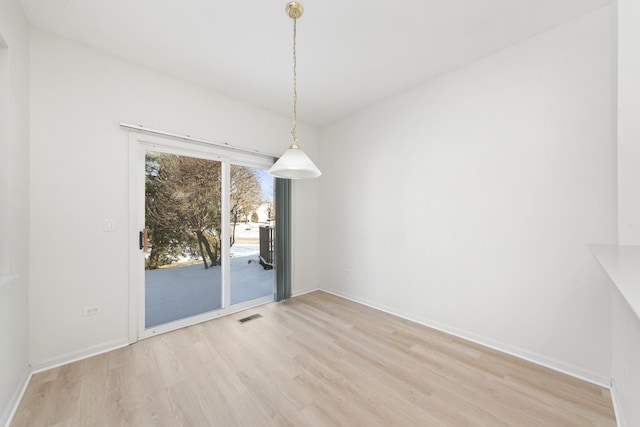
230;165;263;247
172;156;222;268
145;154;265;270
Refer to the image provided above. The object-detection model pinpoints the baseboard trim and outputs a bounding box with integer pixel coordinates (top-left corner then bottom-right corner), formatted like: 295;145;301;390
321;287;611;389
1;366;32;427
31;338;129;374
292;287;320;298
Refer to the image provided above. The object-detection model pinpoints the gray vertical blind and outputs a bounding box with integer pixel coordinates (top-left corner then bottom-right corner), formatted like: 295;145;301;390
275;178;291;301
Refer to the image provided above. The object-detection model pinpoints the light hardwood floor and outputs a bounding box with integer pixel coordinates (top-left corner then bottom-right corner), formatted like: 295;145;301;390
12;291;616;426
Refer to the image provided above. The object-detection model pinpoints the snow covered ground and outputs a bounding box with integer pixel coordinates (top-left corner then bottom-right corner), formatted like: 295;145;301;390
145;223;274;328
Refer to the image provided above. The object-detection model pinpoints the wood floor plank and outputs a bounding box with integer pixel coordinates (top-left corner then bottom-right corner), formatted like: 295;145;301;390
12;291;616;426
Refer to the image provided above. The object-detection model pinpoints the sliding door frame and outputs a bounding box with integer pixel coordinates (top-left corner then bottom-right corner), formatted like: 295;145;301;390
128;132;274;343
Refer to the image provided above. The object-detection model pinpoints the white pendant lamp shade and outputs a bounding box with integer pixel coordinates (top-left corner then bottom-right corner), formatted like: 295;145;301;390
269;1;321;180
269;145;321;179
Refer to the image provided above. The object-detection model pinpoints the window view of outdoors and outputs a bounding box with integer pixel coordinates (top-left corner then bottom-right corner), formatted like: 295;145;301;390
144;152;274;328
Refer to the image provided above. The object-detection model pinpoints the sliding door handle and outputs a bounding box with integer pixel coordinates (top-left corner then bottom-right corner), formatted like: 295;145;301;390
139;229;148;251
143;228;148;252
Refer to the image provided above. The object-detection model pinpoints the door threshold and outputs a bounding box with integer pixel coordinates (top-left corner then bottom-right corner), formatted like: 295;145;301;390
139;296;274;340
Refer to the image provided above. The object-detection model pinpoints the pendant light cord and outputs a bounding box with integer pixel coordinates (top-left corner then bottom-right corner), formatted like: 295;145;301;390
291;17;299;149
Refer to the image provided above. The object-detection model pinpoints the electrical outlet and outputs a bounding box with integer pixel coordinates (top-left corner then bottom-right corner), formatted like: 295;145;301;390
82;306;101;316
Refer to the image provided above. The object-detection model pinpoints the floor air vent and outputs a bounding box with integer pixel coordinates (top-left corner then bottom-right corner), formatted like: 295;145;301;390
237;313;262;323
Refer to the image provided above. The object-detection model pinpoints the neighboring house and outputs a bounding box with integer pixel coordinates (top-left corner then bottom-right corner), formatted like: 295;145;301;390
249;203;273;224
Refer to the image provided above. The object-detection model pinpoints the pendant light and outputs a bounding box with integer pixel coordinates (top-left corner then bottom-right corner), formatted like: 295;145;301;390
269;2;321;179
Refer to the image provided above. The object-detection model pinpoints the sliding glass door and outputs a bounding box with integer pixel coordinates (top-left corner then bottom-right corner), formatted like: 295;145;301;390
144;151;224;328
229;165;275;305
131;134;275;338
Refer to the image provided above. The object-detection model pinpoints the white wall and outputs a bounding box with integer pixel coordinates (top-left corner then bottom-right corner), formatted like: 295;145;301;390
29;28;321;369
319;6;615;384
617;0;640;245
0;0;30;424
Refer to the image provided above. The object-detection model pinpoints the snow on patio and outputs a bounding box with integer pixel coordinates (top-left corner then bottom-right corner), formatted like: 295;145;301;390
145;224;274;328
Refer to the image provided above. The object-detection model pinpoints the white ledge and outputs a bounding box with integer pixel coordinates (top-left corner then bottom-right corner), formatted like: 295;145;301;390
590;245;640;320
0;274;19;291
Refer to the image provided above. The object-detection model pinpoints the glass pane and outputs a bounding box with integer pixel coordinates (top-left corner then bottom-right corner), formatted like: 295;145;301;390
144;151;223;328
230;165;275;305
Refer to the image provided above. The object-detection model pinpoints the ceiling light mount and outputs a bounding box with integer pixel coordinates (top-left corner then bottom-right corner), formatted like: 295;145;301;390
286;2;303;19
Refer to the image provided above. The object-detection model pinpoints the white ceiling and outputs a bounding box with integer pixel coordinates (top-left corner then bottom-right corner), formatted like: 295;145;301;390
19;0;610;126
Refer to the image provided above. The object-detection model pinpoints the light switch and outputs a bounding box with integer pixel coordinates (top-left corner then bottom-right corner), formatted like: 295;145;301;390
103;218;115;232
